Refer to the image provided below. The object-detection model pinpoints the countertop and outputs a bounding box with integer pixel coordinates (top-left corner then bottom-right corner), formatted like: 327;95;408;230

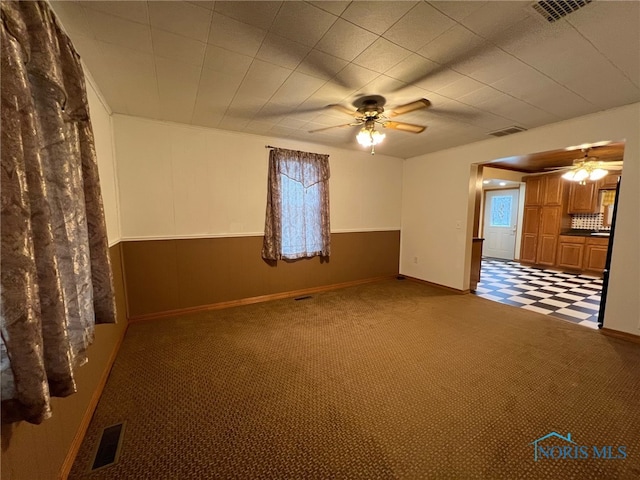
560;230;611;237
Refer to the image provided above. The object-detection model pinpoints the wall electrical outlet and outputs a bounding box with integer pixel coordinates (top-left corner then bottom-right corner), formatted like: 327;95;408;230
413;256;418;264
455;220;462;229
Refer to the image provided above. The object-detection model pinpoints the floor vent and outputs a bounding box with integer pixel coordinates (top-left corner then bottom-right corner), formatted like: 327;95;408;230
294;295;312;301
530;0;592;23
91;422;125;471
488;126;527;137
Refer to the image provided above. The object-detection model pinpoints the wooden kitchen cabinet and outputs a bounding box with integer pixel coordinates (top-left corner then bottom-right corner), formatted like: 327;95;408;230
584;237;609;274
557;236;585;270
520;174;569;266
567;182;599;213
520;206;540;264
598;173;620;190
536;206;562;266
524;176;543;206
543;175;564;205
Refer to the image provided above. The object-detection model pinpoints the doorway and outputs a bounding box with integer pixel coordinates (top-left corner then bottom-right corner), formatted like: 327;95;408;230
482;189;519;260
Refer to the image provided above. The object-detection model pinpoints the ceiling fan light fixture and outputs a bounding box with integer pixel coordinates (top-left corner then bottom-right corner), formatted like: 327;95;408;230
573;168;590;182
589;168;608;181
356;127;385;147
562;170;576;181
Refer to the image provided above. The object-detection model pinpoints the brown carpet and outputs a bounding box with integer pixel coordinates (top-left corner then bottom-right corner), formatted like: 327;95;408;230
69;280;640;479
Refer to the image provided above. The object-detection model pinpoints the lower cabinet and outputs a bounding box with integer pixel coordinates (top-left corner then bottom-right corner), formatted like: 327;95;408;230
557;235;609;275
584;238;609;274
557;236;585;270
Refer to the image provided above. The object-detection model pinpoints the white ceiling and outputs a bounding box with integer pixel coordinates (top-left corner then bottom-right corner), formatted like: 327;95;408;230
51;1;640;159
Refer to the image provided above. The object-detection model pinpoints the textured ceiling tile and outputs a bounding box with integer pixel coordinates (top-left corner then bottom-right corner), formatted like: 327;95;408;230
207;13;267;57
436;76;486;99
202;45;253;77
151;28;206;67
270;2;337;47
82;1;149;24
522;85;595;120
85;8;152;53
148;1;212;42
256;33;311;70
296;50;350;82
490;68;558;100
213;1;282;30
418;24;485;66
341;1;418;35
50;1;93;37
270;72;327;107
308;1;350;16
383;2;455;51
155;57;201;123
352;38;411;74
458;1;531;39
385;54;439;84
457;85;510;108
316;19;379;62
333;63;380;91
429;1;488;22
55;0;640;158
415;68;465;92
187;1;215;11
567;0;640;87
235;60;293;101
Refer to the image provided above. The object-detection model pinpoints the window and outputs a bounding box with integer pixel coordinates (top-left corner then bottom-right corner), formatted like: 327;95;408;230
262;148;330;260
490;195;512;227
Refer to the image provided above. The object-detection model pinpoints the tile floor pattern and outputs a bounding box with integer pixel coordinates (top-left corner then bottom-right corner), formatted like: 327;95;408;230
474;258;603;329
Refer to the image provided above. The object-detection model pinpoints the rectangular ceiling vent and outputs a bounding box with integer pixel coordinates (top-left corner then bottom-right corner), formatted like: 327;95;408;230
530;0;592;23
488;126;528;137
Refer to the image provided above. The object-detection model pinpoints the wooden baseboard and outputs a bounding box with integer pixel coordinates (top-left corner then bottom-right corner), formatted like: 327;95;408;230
129;275;397;323
59;323;129;480
403;275;470;294
600;328;640;345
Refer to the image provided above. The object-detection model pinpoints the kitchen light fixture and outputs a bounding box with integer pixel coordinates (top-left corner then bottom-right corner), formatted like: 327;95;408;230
356;120;385;154
561;148;611;185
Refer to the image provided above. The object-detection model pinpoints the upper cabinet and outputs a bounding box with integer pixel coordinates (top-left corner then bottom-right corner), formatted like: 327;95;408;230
542;175;564;205
599;173;620;190
524;176;543;206
567;182;599;214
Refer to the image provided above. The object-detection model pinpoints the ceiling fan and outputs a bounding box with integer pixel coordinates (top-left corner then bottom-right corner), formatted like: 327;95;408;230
543;148;623;184
308;95;430;154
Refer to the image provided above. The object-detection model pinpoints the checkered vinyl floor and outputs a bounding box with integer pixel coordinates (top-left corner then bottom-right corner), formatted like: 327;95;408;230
474;258;602;329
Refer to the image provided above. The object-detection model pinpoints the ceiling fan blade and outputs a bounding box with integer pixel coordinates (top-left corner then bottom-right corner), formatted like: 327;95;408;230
308;123;354;133
387;99;431;118
328;104;358;116
382;121;427;134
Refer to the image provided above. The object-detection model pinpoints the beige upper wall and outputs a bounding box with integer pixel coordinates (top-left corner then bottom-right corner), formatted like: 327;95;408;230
86;69;121;245
401;102;640;336
112;115;404;240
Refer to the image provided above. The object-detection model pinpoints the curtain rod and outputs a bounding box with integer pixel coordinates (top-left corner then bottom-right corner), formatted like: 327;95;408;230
264;145;328;156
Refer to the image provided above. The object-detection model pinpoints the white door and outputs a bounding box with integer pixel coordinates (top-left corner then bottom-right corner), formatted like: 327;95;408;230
483;189;519;260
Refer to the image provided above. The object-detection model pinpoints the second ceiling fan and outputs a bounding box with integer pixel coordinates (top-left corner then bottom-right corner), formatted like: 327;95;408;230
309;95;431;154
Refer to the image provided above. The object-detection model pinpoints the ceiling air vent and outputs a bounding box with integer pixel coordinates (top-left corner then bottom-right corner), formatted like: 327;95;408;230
530;0;592;23
488;126;527;137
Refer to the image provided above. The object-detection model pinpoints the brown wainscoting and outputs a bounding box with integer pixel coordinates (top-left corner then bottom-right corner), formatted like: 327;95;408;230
129;276;394;323
121;231;400;318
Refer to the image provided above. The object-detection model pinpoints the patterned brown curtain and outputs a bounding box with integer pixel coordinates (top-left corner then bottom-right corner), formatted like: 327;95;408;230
262;148;330;261
1;1;116;424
